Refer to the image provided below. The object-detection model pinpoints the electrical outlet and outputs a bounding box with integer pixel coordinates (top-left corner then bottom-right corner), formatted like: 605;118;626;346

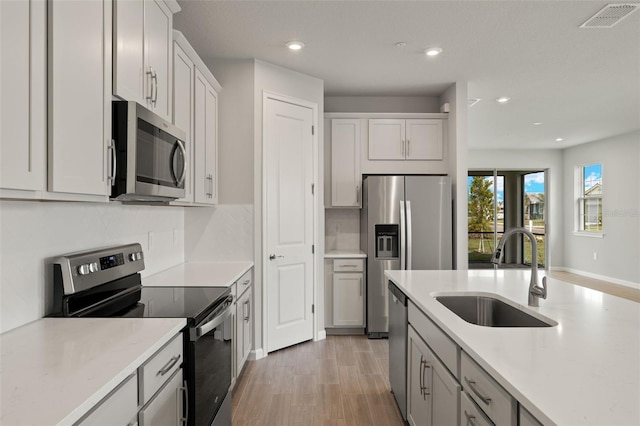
593;252;598;261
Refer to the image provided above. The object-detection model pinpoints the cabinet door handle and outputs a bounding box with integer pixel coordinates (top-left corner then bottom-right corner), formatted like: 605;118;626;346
401;139;405;156
146;67;154;102
355;184;361;206
152;70;158;106
242;279;250;286
464;410;477;426
180;380;189;424
406;139;410;157
359;277;363;296
418;355;424;396
156;354;181;376
244;300;250;321
464;376;492;405
421;359;431;399
205;174;213;197
108;139;117;185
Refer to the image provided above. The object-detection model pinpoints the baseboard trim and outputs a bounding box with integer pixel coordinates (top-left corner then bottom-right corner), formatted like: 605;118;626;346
551;267;640;290
316;330;327;341
249;348;265;361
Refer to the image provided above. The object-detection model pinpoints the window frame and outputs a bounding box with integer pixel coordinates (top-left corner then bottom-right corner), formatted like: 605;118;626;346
575;163;604;237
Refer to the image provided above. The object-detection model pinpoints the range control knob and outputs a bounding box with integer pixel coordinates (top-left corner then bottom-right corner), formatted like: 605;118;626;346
137;251;144;261
77;264;91;276
89;262;99;273
128;253;136;262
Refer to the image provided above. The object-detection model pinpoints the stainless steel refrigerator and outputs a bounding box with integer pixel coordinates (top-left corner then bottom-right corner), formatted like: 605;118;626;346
360;175;452;337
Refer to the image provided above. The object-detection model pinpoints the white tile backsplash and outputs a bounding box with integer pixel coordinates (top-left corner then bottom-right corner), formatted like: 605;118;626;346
184;204;253;261
0;201;184;333
325;208;361;251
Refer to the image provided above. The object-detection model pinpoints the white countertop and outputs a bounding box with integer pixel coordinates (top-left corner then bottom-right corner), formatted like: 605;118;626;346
143;261;253;288
1;317;186;426
385;269;640;425
324;250;367;259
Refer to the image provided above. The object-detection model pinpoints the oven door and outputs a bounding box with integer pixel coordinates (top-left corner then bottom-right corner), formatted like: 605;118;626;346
186;296;233;426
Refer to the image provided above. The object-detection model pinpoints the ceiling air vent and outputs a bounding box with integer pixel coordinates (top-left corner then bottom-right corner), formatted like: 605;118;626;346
468;98;481;108
580;3;639;28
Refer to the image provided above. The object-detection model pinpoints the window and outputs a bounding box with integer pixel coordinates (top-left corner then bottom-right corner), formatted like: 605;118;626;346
577;163;603;233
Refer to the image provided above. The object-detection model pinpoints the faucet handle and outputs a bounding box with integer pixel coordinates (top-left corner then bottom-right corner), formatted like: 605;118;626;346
540;276;548;299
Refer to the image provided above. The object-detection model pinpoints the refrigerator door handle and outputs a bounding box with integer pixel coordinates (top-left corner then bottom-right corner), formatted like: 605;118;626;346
406;200;412;270
400;200;406;270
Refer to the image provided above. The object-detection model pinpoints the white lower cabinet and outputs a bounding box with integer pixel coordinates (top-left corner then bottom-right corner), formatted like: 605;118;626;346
461;391;494;426
407;325;460;426
325;258;365;331
139;369;184;426
235;269;253;377
77;373;138;426
519;405;543;426
77;332;185;426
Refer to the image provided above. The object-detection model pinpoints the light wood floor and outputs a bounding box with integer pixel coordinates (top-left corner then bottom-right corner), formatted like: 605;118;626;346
231;336;404;426
548;270;640;303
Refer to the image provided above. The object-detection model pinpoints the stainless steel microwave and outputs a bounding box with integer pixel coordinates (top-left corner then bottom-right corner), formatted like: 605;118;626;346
111;101;186;202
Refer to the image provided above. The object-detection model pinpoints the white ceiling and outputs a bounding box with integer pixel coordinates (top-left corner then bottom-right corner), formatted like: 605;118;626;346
174;1;640;150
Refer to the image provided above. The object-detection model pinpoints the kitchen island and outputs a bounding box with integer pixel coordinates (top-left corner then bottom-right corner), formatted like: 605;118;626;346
385;269;640;425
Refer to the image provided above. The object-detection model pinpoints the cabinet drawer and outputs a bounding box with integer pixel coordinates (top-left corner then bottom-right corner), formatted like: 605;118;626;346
461;351;516;426
408;301;458;377
237;269;252;297
139;369;184;426
139;333;183;405
333;259;364;272
78;373;137;425
461;390;494;426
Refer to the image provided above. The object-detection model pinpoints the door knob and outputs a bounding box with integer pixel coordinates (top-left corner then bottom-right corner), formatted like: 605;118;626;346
269;254;284;260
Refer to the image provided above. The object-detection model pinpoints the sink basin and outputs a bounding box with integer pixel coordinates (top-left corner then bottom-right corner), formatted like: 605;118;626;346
435;294;556;327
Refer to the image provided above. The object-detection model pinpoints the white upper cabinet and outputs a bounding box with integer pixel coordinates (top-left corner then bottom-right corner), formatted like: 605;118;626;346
405;119;443;160
114;0;177;121
48;0;112;197
369;118;443;161
0;0;46;192
368;119;405;160
172;31;221;206
193;69;218;204
331;119;361;207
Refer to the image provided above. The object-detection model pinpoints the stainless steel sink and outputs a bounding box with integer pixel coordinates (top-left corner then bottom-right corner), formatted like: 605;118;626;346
435;294;556;327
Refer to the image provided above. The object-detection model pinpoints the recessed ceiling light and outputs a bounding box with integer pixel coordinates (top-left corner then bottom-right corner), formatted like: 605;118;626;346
496;97;511;104
424;47;443;57
555;138;564;142
395;42;407;48
533;122;543;126
285;41;304;51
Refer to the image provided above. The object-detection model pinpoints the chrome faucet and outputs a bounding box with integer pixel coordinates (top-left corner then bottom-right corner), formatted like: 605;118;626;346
491;227;547;307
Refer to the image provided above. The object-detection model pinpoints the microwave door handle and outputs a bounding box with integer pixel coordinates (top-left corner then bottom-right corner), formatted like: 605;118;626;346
175;140;187;186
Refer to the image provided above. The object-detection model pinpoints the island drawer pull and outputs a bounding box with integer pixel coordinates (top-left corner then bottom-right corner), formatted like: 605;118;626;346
157;354;181;376
464;410;477;426
464;376;492;405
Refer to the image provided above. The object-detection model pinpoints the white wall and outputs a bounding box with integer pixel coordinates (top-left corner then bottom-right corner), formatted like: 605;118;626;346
0;201;184;333
440;82;468;270
468;149;564;270
562;131;640;285
325;209;360;251
185;205;253;261
325;96;441;113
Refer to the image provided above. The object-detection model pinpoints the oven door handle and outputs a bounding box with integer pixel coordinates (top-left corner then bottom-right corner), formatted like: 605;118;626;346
191;296;233;341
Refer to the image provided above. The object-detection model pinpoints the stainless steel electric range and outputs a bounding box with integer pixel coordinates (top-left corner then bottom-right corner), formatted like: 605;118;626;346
52;243;232;426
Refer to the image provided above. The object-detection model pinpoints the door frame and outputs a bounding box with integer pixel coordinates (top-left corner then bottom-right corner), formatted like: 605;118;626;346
261;91;320;355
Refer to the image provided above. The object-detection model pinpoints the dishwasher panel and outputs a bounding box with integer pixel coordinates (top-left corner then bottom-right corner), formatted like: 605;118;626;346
388;281;408;421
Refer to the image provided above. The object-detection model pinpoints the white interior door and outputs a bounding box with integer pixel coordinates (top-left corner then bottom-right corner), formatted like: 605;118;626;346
265;97;314;353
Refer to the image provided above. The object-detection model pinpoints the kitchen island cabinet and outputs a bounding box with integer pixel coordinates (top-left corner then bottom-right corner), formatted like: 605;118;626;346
385;269;640;425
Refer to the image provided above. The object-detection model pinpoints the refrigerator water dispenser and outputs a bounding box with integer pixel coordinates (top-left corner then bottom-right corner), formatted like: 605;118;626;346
375;224;399;259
